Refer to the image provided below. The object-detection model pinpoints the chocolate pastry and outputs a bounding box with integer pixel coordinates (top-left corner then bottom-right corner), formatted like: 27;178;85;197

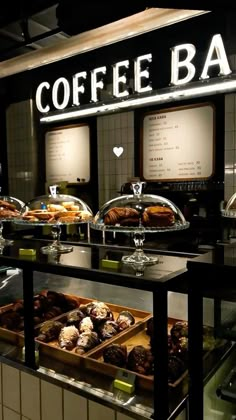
167;335;188;361
66;309;85;328
168;355;186;383
146;317;154;337
0;199;16;211
36;320;63;342
104;207;140;226
0;311;22;331
89;301;113;323
0;209;20;219
98;320;119;339
103;343;127;368
58;325;79;350
79;316;94;333
142;206;175;227
46;290;68;310
64;295;80;310
127;345;153;375
116;310;135;331
170;321;188;342
75;331;100;355
79;301;95;315
44;306;62;320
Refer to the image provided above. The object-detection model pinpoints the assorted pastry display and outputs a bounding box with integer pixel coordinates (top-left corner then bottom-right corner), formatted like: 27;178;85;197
0;199;21;219
21;200;92;224
102;205;175;228
35;301;136;355
102;318;222;383
0;290;79;331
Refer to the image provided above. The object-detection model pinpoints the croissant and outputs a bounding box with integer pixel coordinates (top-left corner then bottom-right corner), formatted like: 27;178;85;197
142;206;175;227
104;207;139;226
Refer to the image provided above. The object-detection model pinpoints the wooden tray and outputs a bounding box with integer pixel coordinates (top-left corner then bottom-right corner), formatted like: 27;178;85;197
35;297;152;357
0;292;81;344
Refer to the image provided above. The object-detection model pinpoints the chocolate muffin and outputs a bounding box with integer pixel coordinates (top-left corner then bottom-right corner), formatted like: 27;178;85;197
103;344;127;368
127;345;153;375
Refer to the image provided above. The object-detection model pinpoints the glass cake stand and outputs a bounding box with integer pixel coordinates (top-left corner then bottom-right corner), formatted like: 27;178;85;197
15;190;93;254
91;182;189;270
0;195;25;246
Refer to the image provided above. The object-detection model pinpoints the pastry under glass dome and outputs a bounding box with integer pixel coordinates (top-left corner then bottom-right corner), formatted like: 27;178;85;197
91;182;189;268
0;195;25;246
16;188;93;254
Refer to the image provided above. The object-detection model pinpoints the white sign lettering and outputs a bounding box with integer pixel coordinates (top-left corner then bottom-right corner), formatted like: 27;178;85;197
35;34;231;115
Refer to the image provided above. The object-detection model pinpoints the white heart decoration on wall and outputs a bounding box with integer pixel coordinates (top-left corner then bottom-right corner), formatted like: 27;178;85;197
113;146;124;157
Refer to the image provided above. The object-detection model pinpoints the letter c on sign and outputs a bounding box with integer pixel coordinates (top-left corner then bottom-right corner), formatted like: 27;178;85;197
35;81;50;113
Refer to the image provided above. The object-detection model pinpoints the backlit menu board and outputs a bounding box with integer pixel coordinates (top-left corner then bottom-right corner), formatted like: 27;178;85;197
45;124;90;184
141;103;215;181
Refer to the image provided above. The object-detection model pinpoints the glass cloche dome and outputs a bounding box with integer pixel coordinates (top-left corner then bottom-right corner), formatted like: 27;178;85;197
19;193;93;225
0;195;25;220
17;187;93;254
92;192;188;232
0;195;25;247
221;192;236;218
91;182;189;268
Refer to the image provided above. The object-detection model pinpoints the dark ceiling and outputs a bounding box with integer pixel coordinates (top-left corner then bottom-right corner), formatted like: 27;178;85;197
0;0;235;62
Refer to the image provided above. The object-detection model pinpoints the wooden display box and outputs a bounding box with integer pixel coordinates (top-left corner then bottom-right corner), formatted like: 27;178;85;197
35;297;151;357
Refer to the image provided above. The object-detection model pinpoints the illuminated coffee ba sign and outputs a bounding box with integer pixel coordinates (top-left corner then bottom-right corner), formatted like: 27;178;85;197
36;34;231;115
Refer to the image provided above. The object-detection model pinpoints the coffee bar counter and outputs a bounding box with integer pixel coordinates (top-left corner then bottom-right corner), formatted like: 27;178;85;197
0;238;192;420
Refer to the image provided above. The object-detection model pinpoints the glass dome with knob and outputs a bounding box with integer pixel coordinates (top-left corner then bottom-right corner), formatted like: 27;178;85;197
16;186;93;254
91;182;189;268
0;189;25;247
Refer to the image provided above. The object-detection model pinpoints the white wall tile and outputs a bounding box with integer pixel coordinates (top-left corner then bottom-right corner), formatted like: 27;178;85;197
41;380;63;420
64;390;87;420
225;150;234;168
225;94;235;113
2;407;20;420
225;131;235;150
2;365;20;413
225;112;235;132
21;372;40;420
88;401;115;420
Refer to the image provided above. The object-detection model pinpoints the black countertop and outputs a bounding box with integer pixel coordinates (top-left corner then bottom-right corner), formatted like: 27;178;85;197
0;239;191;293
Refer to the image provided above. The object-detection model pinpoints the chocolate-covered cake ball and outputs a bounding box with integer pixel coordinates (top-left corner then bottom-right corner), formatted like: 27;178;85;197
97;320;119;340
116;311;135;331
103;344;127;367
127;345;153;375
170;321;188;342
168;355;186;383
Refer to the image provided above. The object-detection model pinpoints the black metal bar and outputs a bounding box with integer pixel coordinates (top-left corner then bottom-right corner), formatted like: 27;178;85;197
153;286;169;420
188;282;203;420
22;268;36;369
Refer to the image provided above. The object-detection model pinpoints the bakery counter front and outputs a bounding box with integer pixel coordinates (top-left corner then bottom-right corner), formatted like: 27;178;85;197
0;239;223;420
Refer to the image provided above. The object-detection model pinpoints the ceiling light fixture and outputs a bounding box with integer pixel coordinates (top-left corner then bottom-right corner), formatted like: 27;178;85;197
0;8;208;79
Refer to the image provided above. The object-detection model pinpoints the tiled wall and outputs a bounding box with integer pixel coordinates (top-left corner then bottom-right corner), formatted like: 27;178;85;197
6;100;38;203
97;112;134;207
0;363;186;420
0;363;129;420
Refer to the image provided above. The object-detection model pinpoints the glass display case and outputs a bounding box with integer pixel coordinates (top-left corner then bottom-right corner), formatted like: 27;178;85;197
187;244;236;420
0;238;191;420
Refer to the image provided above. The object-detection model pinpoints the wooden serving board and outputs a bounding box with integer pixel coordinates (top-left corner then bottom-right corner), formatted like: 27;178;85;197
35;296;152;357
